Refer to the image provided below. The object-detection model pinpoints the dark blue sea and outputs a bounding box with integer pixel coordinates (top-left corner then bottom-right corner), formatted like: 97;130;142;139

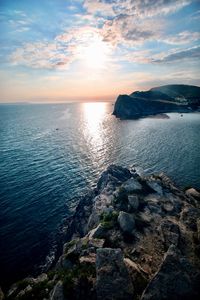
0;102;200;288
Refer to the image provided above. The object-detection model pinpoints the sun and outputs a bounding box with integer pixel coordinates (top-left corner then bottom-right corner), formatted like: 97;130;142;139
79;32;111;69
82;40;108;69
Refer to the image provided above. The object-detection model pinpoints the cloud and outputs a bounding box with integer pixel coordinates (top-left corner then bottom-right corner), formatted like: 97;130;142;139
8;0;198;71
10;41;73;69
83;0;191;18
152;46;200;63
9;26;112;69
126;50;152;64
125;46;200;65
101;14;161;46
163;31;200;45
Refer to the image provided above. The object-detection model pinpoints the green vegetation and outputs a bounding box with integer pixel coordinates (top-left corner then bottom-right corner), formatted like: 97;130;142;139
62;263;96;299
100;210;119;229
64;239;77;253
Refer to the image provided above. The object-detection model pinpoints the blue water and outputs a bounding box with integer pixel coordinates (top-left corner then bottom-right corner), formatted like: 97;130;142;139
0;102;200;288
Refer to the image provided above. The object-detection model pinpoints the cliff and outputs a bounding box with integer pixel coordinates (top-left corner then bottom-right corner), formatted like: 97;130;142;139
3;165;200;300
113;84;200;119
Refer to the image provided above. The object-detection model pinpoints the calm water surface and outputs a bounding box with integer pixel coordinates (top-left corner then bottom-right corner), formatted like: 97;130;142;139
0;102;200;288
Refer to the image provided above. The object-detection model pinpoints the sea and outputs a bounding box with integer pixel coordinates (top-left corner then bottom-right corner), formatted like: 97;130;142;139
0;102;200;289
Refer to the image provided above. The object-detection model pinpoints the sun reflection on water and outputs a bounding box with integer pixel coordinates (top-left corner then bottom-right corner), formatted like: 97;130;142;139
82;102;107;156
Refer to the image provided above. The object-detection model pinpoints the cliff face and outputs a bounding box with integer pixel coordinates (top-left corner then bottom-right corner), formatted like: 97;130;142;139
4;165;200;300
113;84;200;119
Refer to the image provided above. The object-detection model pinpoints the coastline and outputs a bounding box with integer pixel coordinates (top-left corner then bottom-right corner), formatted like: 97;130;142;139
3;165;200;300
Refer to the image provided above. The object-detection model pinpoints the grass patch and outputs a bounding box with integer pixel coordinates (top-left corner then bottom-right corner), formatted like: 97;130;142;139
100;211;119;229
62;263;96;299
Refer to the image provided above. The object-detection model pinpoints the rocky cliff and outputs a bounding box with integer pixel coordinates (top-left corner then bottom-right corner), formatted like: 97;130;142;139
113;84;200;119
3;165;200;300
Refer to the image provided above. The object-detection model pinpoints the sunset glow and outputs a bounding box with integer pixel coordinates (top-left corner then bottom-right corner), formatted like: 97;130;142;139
0;0;199;102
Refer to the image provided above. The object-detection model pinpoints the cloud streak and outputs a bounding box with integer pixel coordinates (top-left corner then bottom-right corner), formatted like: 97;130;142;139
152;46;200;63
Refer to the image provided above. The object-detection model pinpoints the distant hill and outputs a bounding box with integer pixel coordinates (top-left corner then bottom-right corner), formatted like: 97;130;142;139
113;84;200;119
150;84;200;105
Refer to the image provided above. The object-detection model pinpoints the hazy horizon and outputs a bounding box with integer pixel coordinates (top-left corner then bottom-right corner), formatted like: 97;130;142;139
0;0;200;103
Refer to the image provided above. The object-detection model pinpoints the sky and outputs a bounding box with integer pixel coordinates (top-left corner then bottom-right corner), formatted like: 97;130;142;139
0;0;200;103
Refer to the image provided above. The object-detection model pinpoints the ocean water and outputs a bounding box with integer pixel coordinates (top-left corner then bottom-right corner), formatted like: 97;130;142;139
0;102;200;288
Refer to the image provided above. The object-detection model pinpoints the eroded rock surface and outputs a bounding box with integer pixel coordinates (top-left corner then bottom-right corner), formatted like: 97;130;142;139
96;248;134;300
5;165;200;300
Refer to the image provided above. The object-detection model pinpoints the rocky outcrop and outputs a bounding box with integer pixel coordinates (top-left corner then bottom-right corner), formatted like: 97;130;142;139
118;211;135;236
113;84;200;119
96;248;134;300
141;245;200;300
5;165;200;300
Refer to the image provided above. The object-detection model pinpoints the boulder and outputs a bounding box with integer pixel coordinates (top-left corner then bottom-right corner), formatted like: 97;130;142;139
124;258;148;295
88;238;105;248
185;188;200;200
118;211;135;235
17;285;32;298
160;220;180;249
50;281;66;300
123;178;142;193
97;165;132;192
197;218;200;242
181;206;200;231
146;181;163;195
162;200;174;213
79;253;96;264
128;195;139;210
33;273;48;284
96;248;134;300
141;245;200;300
89;224;108;239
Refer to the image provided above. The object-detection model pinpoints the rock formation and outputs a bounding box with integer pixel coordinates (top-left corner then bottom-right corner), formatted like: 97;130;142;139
4;165;200;300
113;84;200;119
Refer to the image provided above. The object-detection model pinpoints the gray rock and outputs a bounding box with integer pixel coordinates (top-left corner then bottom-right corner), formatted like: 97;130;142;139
160;220;180;249
128;195;139;210
181;206;200;231
141;245;200;300
50;281;66;300
146;181;163;195
17;285;32;297
88;238;105;248
79;253;96;264
96;248;134;300
124;258;148;295
87;194;114;230
162;200;174;213
118;211;135;235
7;284;18;298
97;165;132;192
185;188;200;200
89;224;108;239
33;273;48;284
197;218;200;242
123;178;142;193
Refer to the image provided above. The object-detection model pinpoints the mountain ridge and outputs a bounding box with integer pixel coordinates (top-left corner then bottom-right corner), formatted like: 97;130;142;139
113;84;200;119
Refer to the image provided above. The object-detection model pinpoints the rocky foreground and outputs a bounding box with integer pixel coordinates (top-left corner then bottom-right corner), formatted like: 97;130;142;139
2;165;200;300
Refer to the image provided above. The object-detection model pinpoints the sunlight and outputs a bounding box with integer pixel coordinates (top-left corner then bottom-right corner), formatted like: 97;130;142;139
82;41;108;69
82;102;108;160
79;32;111;69
82;102;106;137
